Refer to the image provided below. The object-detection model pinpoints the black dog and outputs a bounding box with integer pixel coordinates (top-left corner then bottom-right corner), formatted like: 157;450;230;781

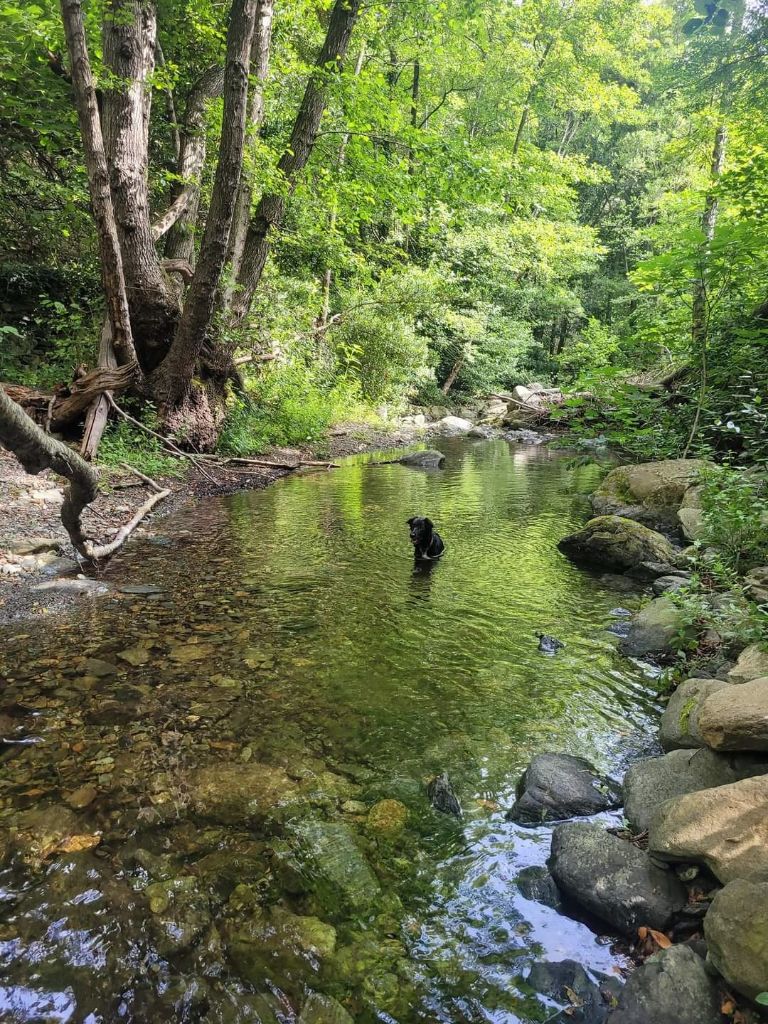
407;517;445;560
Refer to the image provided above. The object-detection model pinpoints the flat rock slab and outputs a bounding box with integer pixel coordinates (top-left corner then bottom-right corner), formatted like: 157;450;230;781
704;877;768;1001
558;516;678;574
548;822;687;936
187;763;302;827
604;945;721;1024
506;752;621;825
624;747;768;832
648;775;768;883
698;677;768;751
659;678;727;752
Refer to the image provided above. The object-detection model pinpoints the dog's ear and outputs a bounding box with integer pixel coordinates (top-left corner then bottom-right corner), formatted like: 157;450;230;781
424;518;434;531
406;517;415;526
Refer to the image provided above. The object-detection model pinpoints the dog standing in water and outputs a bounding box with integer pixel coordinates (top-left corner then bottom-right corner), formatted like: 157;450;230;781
407;517;445;561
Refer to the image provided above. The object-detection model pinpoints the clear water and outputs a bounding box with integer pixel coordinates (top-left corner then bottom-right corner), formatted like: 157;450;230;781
0;438;658;1023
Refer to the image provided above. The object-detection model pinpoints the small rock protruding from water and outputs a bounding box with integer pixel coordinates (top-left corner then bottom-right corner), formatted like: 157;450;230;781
536;633;565;656
427;772;461;817
397;449;446;469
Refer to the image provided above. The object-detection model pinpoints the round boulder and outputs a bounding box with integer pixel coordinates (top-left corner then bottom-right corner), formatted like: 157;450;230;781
604;945;721;1024
506;753;621;825
704;877;768;1001
558;516;678;573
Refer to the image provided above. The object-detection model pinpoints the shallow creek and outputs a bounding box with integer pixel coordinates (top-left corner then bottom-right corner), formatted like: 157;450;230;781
0;438;660;1023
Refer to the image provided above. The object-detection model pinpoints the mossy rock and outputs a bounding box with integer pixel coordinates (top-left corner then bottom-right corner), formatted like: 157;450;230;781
558;516;678;573
366;799;408;838
591;459;713;527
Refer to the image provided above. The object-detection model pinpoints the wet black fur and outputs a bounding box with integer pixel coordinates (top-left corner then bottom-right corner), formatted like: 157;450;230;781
407;516;445;560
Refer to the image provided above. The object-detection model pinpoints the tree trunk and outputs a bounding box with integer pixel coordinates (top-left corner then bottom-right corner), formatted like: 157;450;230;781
80;318;116;460
151;0;259;406
442;350;465;394
232;0;362;321
101;0;179;362
226;0;274;291
691;123;727;349
512;38;554;155
59;0;138;372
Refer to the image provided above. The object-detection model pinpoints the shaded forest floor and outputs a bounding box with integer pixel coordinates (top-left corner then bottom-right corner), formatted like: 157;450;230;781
0;420;421;624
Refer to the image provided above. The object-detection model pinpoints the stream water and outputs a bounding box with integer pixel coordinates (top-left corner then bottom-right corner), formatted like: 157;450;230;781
0;438;660;1024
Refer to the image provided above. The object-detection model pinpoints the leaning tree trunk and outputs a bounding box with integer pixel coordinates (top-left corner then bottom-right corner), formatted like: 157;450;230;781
150;0;259;407
231;0;362;321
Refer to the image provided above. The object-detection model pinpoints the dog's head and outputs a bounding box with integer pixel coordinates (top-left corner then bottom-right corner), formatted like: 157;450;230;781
407;516;433;547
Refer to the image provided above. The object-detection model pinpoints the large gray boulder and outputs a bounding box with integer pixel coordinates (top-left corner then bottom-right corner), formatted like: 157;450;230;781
659;678;727;751
548;822;687;936
728;644;768;684
604;945;721;1024
620;597;695;660
704;877;768;1001
591;459;712;527
506;753;621;825
624;748;768;832
698;677;768;752
648;775;768;883
434;415;473;434
558;516;678;573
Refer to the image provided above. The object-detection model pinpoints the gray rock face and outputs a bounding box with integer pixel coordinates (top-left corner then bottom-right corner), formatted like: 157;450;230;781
698;678;768;751
397;449;446;468
704;877;768;1001
659;679;727;752
527;960;621;1024
624;748;768;832
619;597;694;660
744;566;768;605
506;753;621;825
558;516;678;573
651;575;691;596
604;945;721;1024
548;822;687;936
648;775;768;883
434;415;473;434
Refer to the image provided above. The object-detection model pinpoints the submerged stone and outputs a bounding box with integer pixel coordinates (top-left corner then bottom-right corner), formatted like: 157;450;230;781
298;992;355;1024
527;959;620;1024
286;819;381;910
187;763;302;827
367;799;408;838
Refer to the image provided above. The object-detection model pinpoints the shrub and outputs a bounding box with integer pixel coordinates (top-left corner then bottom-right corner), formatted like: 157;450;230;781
98;419;186;479
698;467;768;574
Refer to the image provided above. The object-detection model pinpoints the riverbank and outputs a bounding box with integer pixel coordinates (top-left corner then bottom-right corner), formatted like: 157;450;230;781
520;458;768;1023
0;420;430;624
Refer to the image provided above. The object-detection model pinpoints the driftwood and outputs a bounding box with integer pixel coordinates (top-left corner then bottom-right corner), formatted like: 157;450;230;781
0;387;169;562
220;455;339;470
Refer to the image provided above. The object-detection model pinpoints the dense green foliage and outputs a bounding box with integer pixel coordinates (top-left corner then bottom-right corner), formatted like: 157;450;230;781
1;0;766;457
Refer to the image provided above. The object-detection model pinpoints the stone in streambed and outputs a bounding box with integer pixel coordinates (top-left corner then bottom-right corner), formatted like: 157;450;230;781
527;960;621;1024
286;819;380;911
704;877;768;1002
397;449;445;468
648;775;768;883
659;678;727;752
548;822;687;936
745;566;768;605
506;753;621;825
604;945;721;1024
187;763;302;827
298;992;355;1024
698;677;768;751
651;574;691;596
619;597;694;659
434;415;473;434
623;748;768;832
516;865;562;909
367;799;408;838
226;905;336;997
558;516;678;573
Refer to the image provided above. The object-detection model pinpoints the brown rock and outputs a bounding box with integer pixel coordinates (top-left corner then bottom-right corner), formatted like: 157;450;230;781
698;677;768;752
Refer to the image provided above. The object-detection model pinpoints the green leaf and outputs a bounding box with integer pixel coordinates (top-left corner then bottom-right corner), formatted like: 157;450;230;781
756;993;768;1006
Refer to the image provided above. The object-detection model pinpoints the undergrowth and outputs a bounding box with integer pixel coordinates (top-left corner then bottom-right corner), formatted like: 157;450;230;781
98;419;186;480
